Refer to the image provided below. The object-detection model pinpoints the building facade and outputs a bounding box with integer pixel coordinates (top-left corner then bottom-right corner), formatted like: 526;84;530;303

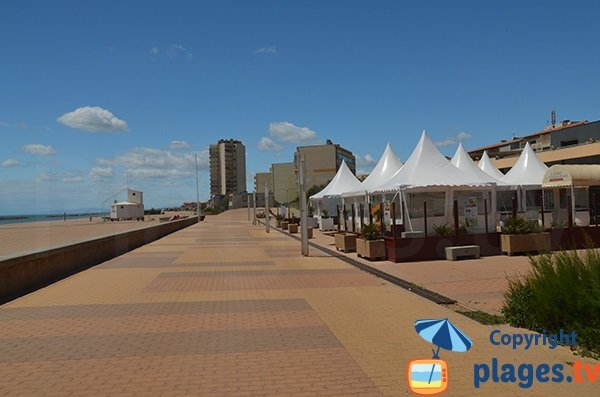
270;162;297;205
254;172;272;194
294;140;356;191
468;120;600;172
209;139;247;196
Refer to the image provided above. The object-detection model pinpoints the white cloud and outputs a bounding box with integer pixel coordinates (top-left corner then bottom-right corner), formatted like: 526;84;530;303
1;159;19;167
22;144;56;155
167;44;192;59
255;46;277;54
435;131;473;147
89;166;113;182
0;121;11;128
97;147;208;179
269;121;318;144
356;154;376;174
457;131;472;141
150;47;159;55
57;106;128;133
62;176;84;183
169;140;191;150
257;137;282;151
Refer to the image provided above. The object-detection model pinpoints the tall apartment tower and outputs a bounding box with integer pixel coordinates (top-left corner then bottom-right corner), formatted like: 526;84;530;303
209;139;247;196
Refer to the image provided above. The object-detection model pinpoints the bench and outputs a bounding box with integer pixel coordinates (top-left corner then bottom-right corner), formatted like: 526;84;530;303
445;245;480;261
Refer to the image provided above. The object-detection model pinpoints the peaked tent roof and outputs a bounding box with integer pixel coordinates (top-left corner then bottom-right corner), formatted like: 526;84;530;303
309;160;362;199
372;131;495;192
477;150;506;180
501;142;548;186
451;143;505;184
343;143;403;197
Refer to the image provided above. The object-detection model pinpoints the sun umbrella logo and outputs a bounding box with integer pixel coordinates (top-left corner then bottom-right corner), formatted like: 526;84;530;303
408;318;473;395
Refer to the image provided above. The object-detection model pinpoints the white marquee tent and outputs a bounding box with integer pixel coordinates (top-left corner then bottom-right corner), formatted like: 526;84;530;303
498;142;549;219
309;160;362;222
371;131;496;233
478;150;506;180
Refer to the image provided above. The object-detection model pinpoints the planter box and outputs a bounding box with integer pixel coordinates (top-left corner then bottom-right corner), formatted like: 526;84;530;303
319;218;335;231
501;233;551;256
356;238;386;260
307;227;313;239
281;221;289;230
335;233;357;253
384;232;501;263
305;217;318;228
288;224;299;234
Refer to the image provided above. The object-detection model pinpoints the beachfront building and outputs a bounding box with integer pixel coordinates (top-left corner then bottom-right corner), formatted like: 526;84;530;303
270;162;297;205
468;118;600;171
209;139;247;197
110;189;144;221
254;172;272;195
294;140;356;192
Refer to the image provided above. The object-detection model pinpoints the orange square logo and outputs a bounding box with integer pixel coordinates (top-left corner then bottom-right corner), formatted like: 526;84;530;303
407;359;448;395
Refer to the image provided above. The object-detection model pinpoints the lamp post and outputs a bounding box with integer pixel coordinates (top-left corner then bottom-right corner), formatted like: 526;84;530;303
265;182;270;233
299;154;309;256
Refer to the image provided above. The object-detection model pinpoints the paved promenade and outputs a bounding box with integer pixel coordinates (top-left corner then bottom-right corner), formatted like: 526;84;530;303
0;209;596;396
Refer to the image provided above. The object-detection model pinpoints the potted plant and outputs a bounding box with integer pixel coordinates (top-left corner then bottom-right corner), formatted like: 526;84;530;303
275;214;284;228
288;223;299;233
305;204;319;228
318;209;335;231
356;223;386;260
500;217;550;256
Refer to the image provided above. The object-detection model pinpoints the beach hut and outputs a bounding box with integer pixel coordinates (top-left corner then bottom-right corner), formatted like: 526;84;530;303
110;201;144;221
110;188;145;221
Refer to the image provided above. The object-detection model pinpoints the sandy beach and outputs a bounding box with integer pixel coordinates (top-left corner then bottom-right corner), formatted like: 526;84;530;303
0;212;196;259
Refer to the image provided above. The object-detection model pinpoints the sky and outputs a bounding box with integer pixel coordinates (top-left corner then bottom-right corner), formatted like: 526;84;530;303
2;0;600;214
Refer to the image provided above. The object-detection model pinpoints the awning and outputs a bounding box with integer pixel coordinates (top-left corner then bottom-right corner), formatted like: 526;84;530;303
542;164;600;188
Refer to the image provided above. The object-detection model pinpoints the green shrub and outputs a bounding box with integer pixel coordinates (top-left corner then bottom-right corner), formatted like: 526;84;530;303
321;209;329;219
432;223;467;236
501;249;600;354
501;217;542;234
433;223;454;236
362;222;382;240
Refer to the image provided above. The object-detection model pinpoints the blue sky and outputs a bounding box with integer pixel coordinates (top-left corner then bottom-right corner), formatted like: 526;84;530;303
2;0;600;214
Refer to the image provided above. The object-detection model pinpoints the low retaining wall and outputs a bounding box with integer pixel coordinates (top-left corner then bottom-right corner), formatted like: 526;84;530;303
0;217;198;304
551;226;600;250
384;232;501;262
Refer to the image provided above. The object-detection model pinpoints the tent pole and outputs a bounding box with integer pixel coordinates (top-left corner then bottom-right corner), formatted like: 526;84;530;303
567;191;573;228
391;202;397;241
453;200;459;236
540;190;545;229
484;198;488;233
423;201;428;237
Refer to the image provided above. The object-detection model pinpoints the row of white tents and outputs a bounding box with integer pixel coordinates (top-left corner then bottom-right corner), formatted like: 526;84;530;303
310;131;592;234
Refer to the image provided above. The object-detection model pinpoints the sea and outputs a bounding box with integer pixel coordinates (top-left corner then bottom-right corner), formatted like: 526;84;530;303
0;213;108;226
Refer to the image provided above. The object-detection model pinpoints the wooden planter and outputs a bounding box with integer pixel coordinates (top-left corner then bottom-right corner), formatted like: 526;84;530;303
281;221;289;230
288;224;299;234
356;238;386;260
501;233;551;256
335;233;357;252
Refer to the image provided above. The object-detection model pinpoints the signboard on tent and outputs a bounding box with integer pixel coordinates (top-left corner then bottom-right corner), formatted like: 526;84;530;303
383;201;391;231
464;197;478;227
